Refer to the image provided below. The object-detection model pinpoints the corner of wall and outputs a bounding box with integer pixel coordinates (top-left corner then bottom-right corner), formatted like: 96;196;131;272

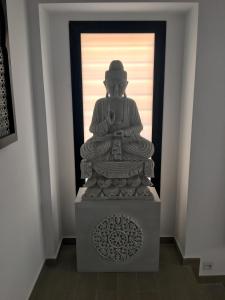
175;4;198;255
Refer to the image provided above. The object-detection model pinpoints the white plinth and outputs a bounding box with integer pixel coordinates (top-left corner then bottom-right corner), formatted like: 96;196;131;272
74;187;161;272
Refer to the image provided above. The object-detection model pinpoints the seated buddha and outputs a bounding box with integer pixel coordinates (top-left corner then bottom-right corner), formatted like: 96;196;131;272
80;60;154;161
80;60;155;199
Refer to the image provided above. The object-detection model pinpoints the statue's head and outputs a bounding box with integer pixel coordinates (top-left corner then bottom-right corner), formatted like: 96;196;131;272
104;60;128;98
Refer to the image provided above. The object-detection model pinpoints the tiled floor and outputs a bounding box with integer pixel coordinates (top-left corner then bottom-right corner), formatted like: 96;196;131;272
30;243;225;300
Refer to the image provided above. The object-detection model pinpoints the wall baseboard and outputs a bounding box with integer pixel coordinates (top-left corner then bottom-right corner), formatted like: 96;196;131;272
44;238;76;265
160;236;175;244
166;237;225;286
62;237;76;245
28;260;45;300
40;237;225;287
45;238;63;266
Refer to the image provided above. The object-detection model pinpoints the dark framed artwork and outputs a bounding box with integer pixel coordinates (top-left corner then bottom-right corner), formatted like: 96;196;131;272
69;21;166;195
0;0;17;149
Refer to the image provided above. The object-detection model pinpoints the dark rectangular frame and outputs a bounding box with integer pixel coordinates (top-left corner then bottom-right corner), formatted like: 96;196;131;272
0;0;17;149
69;21;166;195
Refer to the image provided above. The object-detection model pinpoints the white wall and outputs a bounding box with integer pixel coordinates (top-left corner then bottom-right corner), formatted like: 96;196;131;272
160;13;185;237
45;10;185;237
39;8;62;255
0;1;44;299
185;0;225;274
26;0;63;259
175;6;198;254
41;11;76;236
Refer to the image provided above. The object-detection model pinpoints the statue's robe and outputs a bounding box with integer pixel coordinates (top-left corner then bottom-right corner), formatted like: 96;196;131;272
89;97;143;137
81;97;154;161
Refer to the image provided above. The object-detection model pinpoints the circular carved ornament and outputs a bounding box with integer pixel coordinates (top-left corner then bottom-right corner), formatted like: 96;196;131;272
92;215;143;262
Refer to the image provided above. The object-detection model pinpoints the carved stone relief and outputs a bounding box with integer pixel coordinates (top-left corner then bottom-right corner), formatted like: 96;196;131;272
92;214;143;262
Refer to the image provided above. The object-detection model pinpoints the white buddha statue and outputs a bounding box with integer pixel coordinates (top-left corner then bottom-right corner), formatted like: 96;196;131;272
81;60;154;161
80;60;155;199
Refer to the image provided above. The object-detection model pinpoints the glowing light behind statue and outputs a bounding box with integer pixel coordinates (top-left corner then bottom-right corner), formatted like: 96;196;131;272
81;33;155;141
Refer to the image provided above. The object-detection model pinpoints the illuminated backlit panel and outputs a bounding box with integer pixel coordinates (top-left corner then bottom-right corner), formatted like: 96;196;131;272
81;33;155;141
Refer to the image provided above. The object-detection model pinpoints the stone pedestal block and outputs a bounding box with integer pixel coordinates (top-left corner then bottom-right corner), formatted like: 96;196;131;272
74;187;161;272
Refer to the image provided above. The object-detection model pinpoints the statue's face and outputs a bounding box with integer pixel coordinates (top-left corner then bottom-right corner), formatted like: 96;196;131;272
104;78;128;98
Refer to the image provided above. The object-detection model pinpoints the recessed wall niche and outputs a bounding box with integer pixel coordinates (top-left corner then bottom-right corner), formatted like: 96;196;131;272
69;21;166;194
38;2;198;242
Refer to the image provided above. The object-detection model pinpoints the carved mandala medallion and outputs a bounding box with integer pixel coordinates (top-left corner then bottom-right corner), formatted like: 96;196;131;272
92;215;143;262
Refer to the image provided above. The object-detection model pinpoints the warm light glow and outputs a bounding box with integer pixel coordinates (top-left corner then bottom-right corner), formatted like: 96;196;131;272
81;33;155;141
